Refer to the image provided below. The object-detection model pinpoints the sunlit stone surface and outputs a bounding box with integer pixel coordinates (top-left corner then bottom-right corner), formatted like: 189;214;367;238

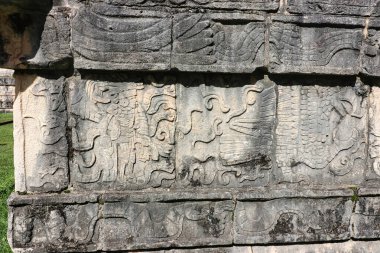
2;0;380;252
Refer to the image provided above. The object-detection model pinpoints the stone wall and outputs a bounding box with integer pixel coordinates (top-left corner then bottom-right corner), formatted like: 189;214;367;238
1;0;380;252
0;69;14;112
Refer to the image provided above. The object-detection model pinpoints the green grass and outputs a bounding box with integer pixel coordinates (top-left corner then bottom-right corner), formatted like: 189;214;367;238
0;113;14;252
0;113;13;124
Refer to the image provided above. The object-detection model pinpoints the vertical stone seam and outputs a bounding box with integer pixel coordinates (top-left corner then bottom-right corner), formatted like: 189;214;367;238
170;15;174;70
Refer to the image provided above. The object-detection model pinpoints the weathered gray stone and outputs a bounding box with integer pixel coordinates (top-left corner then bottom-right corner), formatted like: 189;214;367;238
69;74;176;190
287;0;377;16
176;75;276;188
72;4;171;71
235;198;353;244
269;16;364;75
351;197;380;239
8;194;234;252
368;86;380;183
109;0;279;11
276;82;368;185
172;13;265;73
13;73;68;193
5;0;380;252
251;241;380;253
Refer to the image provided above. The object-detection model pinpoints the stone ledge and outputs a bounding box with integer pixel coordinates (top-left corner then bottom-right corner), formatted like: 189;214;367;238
8;193;380;252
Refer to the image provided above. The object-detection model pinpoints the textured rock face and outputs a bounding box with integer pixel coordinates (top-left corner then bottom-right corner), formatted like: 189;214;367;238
2;0;380;252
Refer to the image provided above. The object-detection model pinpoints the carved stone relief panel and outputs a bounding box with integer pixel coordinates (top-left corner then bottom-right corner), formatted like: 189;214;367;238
269;17;364;75
10;203;99;251
361;20;380;76
368;86;380;182
176;75;276;188
351;197;380;239
172;13;266;73
26;6;72;69
72;4;171;71
9;194;233;251
98;200;234;251
235;198;353;244
14;73;68;192
69;74;176;190
109;0;279;11
276;83;368;185
287;0;377;16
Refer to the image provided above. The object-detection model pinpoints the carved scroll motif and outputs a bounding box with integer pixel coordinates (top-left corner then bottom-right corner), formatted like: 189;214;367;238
369;87;380;179
70;77;176;190
176;76;276;188
276;85;368;184
18;75;68;192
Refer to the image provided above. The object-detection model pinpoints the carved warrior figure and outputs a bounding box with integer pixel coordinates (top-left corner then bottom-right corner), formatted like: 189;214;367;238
70;77;176;189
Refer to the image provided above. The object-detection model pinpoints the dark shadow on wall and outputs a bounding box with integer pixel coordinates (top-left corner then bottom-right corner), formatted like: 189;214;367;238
0;0;52;68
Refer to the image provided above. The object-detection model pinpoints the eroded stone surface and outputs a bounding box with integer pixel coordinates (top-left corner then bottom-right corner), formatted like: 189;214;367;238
351;197;380;239
269;17;363;75
176;75;276;188
276;83;368;185
72;5;171;71
13;73;68;192
172;13;265;73
69;74;176;190
235;198;353;244
5;0;380;252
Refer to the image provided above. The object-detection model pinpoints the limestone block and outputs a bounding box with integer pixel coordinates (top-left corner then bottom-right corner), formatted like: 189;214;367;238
0;1;72;69
175;75;276;188
13;73;68;192
287;0;376;16
351;197;380;239
8;193;234;252
9;203;99;252
172;13;265;73
100;200;234;251
111;0;279;11
269;16;364;75
276;83;368;185
69;74;176;190
361;20;380;76
71;4;172;71
250;241;380;253
234;198;353;244
132;242;380;253
368;86;380;182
